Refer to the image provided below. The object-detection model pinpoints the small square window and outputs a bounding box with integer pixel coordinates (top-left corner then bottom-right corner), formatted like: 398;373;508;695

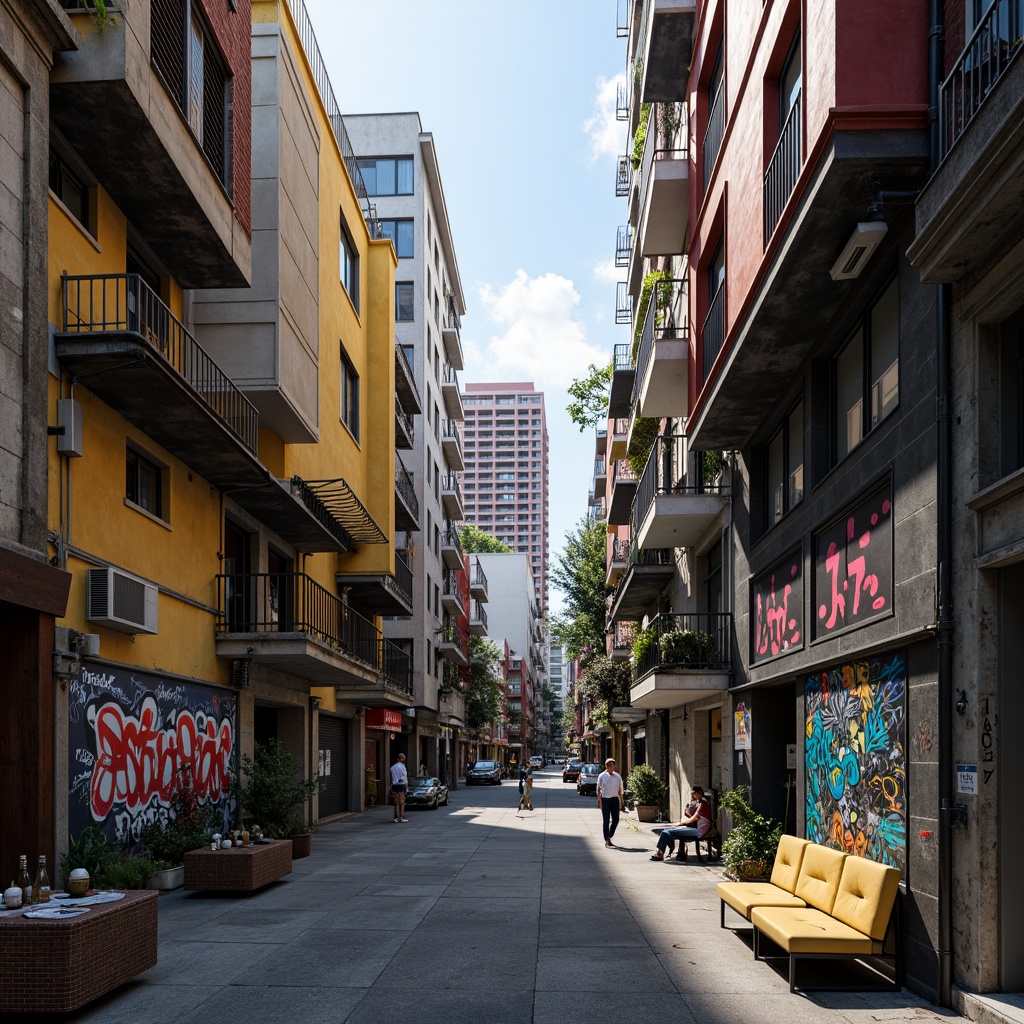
126;445;167;520
396;282;414;322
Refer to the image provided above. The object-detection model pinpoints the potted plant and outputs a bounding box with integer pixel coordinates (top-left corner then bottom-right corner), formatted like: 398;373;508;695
659;628;717;667
233;738;320;858
631;623;658;669
719;785;783;881
627;763;667;823
140;763;215;890
61;824;120;891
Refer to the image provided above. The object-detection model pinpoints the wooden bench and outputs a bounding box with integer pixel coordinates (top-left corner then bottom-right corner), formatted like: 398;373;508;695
0;889;157;1014
184;839;292;892
718;836;902;992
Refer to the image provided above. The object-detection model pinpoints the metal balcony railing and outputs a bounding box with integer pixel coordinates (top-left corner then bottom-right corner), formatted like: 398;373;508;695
633;434;723;532
616;282;633;325
763;91;802;245
612;458;638;489
472;601;488;629
443;570;463;603
395;398;414;444
613;344;633;374
444;297;462;335
613;416;630;436
215;572;412;694
616;155;632;197
472;559;488;593
395;549;413;604
616;0;629;37
633;612;733;679
443;362;460;389
61;274;259;453
443;523;464;560
637;102;689;213
616;79;630;121
442;417;463;455
941;0;1024;157
632;277;687;404
594;458;607;479
702;280;726;384
611;619;635;651
442;473;463;506
611;538;630;564
441;620;469;649
616;225;632;267
703;80;725;188
395;461;419;520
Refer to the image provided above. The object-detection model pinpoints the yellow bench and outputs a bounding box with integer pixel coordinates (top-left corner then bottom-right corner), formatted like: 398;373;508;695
717;834;811;927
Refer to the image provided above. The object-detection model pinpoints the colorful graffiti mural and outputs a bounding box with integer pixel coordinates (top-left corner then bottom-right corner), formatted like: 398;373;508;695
804;653;906;870
69;665;236;843
752;548;803;662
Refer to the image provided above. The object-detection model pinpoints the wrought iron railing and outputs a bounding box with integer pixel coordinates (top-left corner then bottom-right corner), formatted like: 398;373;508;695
616;80;630;121
594;458;607;480
443;570;463;604
941;0;1024;157
395;342;421;406
472;558;488;594
632;277;687;404
633;612;733;679
394;549;413;605
440;620;469;650
611;619;635;652
442;473;463;507
638;103;689;214
763;92;802;244
613;344;633;374
612;459;638;490
616;155;632;197
215;572;412;694
616;282;633;325
443;362;461;390
703;80;725;188
702;280;726;384
395;461;419;521
395;398;414;445
472;601;488;630
444;298;461;335
443;523;464;561
61;273;259;453
611;538;630;564
616;225;632;267
633;434;723;532
612;416;630;436
616;0;630;38
442;418;463;458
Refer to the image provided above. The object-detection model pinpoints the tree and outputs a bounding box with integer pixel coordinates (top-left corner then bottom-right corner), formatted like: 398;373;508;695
459;524;511;553
550;517;610;665
577;655;632;709
566;362;612;432
465;634;503;729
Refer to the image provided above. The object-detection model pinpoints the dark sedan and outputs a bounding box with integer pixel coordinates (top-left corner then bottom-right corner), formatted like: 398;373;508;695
562;759;582;784
577;763;602;796
466;759;502;785
405;776;449;810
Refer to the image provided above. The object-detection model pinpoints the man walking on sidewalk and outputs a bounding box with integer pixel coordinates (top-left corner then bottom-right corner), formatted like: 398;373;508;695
390;752;408;822
597;757;624;847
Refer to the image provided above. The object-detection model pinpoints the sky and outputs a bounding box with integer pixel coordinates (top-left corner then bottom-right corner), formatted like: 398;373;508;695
302;0;628;613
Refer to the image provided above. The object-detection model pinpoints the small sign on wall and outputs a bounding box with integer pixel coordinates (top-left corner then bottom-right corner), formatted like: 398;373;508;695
956;763;978;795
734;703;751;750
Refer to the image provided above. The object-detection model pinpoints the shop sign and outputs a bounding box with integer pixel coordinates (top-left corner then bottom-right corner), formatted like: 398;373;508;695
68;664;235;843
813;482;893;640
751;547;803;663
365;708;404;731
734;703;751;750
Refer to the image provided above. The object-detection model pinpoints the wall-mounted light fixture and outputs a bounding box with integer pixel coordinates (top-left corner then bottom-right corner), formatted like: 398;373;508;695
829;221;888;281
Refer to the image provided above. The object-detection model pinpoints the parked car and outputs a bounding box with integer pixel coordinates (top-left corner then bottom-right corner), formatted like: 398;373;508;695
562;759;582;784
466;760;502;785
529;755;544;769
577;763;602;796
405;776;449;810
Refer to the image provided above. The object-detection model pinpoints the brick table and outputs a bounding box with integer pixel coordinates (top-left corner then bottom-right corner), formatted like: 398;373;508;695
184;839;292;892
0;889;157;1014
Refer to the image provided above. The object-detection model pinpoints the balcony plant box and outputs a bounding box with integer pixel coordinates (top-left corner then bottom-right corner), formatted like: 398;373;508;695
148;864;185;892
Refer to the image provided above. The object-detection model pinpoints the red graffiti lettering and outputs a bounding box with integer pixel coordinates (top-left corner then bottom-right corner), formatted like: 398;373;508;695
754;565;802;659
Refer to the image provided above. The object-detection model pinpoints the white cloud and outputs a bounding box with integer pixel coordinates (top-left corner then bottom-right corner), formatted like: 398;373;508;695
583;74;626;162
470;270;608;389
592;258;620;284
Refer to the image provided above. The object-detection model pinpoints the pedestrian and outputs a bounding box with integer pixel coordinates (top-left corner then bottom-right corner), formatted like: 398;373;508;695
650;787;712;862
518;763;534;813
390;752;408;822
596;757;624;847
518;760;527;796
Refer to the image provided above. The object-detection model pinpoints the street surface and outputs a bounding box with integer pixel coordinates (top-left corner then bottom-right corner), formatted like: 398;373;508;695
74;767;961;1023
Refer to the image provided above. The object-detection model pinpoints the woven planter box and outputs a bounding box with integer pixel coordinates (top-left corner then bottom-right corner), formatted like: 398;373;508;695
184;840;292;892
0;889;157;1014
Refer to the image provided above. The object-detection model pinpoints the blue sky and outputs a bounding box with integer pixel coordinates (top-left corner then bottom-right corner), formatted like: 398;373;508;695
304;0;628;611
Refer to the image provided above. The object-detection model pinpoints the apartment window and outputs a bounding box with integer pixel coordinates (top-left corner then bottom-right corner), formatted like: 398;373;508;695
380;219;414;258
340;220;359;313
764;32;802;242
357;156;413;195
340;345;359;440
703;39;725;187
765;401;803;526
49;150;89;229
126;445;166;519
151;0;232;189
396;282;414;322
833;277;899;463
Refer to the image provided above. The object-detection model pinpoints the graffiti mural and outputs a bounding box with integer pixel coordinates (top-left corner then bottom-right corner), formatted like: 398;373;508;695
69;664;236;843
752;548;803;663
804;652;906;870
813;483;893;640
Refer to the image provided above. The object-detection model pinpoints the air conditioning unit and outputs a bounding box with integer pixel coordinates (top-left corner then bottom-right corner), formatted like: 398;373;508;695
86;567;159;635
829;221;888;281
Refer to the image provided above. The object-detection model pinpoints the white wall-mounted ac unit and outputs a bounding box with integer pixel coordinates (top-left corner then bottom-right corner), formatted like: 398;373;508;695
86;567;159;635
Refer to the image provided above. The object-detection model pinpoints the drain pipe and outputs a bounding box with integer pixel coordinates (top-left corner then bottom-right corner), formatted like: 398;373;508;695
928;0;954;1007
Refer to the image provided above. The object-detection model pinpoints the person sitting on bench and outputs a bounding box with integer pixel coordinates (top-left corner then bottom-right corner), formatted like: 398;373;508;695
650;786;712;862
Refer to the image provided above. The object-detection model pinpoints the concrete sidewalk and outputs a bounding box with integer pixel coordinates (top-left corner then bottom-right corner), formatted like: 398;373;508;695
72;769;974;1023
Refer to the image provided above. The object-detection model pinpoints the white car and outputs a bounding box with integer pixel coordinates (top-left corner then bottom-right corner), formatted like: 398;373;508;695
529;755;544;769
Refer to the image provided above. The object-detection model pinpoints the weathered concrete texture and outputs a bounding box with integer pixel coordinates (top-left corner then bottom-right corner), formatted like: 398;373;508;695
70;769;974;1024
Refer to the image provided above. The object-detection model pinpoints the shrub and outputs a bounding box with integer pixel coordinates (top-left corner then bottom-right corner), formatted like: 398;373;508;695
631;624;658;667
140;763;216;865
719;786;783;879
627;763;668;808
61;825;120;886
233;738;320;838
659;628;716;666
103;854;155;890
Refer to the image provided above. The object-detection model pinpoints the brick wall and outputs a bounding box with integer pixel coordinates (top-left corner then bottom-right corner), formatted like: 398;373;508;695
944;0;965;79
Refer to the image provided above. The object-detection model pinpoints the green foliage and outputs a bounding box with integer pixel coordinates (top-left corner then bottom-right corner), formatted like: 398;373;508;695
627;416;660;478
659;629;716;666
719;786;783;879
81;0;117;30
549;517;610;664
466;634;503;729
631;103;651;169
459;523;511;553
703;449;724;481
140;763;216;865
103;853;155;890
577;655;632;708
633;269;669;360
561;694;578;738
61;825;120;886
631;624;658;666
627;763;668;807
566;361;613;431
233;739;320;838
591;699;610;728
659;102;683;141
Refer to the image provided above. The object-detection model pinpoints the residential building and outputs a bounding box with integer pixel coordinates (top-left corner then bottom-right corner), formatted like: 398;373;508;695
609;0;946;1000
461;381;551;614
344;112;470;787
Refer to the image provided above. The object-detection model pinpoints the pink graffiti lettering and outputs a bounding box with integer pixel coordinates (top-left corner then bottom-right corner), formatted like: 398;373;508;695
755;566;801;657
818;549;846;628
90;698;233;821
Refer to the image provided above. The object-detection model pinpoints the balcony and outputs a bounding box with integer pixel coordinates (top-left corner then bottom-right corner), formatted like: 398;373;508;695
615;225;633;268
616;154;633;197
395;398;414;450
50;4;249;287
634;0;696;104
608;459;639;526
910;0;1024;284
336;548;414;617
609;345;636;420
395;461;419;531
470;559;488;601
633;277;688;418
438;621;469;667
470;601;488;636
633;435;727;551
595;428;608;457
635;103;689;257
616;79;630;121
630;612;732;709
609;416;630;460
606;536;630;587
703;79;725;188
441;523;464;570
593;458;608;500
395;344;422;416
441;571;465;617
764;92;802;246
215;573;414;706
442;299;464;371
441;473;465;520
442;363;465;421
607;546;675;623
609;619;635;661
442;418;465;471
615;283;633;326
